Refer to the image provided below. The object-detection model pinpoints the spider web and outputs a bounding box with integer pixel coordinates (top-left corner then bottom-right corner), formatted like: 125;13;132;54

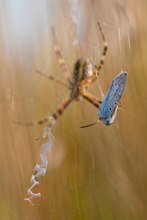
1;0;147;219
24;127;54;206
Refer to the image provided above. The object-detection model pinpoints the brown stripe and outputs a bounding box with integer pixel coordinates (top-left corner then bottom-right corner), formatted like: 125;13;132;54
52;27;70;79
82;94;101;108
52;113;58;120
52;97;72;121
96;23;108;73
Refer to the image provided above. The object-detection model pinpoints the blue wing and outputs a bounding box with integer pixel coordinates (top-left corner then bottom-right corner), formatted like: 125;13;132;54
98;71;128;125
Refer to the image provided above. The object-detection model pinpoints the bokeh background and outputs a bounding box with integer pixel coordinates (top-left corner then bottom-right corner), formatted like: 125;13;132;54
1;0;147;219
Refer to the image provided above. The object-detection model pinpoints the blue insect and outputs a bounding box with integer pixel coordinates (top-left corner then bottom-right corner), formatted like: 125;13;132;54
81;71;128;128
99;71;128;125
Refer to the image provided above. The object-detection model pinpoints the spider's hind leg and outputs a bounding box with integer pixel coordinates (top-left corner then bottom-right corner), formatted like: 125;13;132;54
13;116;51;127
13;97;72;127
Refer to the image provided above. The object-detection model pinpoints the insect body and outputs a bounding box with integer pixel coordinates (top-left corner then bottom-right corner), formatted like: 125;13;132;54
99;71;128;125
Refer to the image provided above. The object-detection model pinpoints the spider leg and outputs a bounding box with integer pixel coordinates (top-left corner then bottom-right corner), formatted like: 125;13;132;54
52;27;71;81
14;97;72;127
36;70;70;89
80;23;108;86
50;96;72;126
80;91;102;108
95;22;108;72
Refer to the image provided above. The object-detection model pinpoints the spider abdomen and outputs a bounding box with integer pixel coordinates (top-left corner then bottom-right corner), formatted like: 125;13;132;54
73;58;93;82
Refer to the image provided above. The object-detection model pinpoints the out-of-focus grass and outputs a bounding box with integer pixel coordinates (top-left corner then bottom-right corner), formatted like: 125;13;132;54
0;0;147;219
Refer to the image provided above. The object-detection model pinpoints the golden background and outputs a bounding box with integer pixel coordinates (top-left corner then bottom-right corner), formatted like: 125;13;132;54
0;0;147;219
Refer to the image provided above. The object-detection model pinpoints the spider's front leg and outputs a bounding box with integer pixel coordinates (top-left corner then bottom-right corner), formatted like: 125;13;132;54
52;27;71;82
95;22;108;72
81;22;108;87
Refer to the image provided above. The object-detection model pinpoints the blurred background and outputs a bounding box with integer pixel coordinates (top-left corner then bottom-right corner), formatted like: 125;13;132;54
1;0;147;219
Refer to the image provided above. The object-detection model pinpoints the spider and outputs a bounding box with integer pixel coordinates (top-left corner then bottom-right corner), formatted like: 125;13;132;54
16;23;107;128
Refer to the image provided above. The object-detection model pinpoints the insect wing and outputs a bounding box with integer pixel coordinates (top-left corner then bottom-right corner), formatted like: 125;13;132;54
98;71;128;125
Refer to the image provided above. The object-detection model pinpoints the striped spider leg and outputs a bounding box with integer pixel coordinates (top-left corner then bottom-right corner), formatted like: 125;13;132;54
15;23;108;128
79;22;107;87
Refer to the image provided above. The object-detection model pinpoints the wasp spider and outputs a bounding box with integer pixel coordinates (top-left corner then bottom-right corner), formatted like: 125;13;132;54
16;23;107;128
